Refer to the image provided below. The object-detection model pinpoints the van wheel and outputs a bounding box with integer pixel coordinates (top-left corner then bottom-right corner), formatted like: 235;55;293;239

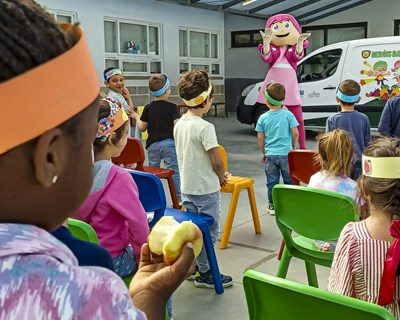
253;104;267;127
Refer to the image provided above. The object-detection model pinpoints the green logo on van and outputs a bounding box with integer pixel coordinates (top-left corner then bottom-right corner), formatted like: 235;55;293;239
362;50;371;59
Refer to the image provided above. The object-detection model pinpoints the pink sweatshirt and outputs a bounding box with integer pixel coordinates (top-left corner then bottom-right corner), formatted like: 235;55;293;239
73;161;149;262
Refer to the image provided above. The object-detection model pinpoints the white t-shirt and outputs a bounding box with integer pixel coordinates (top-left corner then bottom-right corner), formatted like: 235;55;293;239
107;90;130;113
173;114;220;195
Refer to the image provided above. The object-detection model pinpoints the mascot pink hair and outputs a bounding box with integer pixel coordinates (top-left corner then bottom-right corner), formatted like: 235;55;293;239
258;14;310;149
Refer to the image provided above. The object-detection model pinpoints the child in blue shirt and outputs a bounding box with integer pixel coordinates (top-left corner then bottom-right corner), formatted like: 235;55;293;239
256;82;299;215
326;79;371;180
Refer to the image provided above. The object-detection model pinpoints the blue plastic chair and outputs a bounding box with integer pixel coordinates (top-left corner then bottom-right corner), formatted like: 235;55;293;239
128;169;225;294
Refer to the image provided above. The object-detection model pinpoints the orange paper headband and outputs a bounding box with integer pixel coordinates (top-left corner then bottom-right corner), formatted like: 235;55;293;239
97;97;129;141
0;24;99;155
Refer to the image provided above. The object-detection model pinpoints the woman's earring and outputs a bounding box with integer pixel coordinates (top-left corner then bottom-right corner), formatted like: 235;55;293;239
52;175;58;184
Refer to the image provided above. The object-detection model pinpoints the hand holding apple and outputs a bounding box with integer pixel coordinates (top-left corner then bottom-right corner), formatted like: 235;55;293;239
148;216;203;265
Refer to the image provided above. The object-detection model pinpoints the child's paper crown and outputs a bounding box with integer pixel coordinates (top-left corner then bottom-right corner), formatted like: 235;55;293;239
0;24;99;155
182;81;213;107
96;97;129;141
362;155;400;178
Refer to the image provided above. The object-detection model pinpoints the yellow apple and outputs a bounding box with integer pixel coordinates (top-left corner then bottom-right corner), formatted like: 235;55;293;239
148;216;203;265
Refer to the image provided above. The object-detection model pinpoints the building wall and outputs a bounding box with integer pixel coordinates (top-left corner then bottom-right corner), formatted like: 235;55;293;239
305;0;400;37
38;0;225;106
224;13;266;112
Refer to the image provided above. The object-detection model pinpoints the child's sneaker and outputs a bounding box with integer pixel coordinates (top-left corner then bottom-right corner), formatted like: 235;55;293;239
194;270;233;288
186;266;199;281
267;203;275;215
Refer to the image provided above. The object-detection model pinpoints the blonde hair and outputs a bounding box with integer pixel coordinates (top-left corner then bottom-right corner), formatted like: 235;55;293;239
316;129;353;176
358;137;400;219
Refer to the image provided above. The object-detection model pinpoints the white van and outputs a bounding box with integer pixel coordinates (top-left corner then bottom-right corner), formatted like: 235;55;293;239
236;36;400;129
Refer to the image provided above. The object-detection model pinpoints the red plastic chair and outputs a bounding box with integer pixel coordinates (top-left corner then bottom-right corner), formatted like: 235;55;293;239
277;150;321;260
112;137;180;209
288;150;321;186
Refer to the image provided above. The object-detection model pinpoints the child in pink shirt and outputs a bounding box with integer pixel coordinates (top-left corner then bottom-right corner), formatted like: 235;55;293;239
74;97;149;277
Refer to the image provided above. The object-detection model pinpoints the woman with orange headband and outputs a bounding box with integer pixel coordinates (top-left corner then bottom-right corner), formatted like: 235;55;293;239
0;1;194;319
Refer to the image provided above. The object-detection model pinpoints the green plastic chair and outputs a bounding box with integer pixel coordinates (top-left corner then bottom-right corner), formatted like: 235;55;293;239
67;218;135;288
67;218;99;243
272;185;359;287
243;270;395;320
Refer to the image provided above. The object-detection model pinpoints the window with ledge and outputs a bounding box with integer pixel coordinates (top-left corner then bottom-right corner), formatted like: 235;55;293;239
104;18;162;75
231;30;262;48
47;9;77;23
395;20;400;36
179;28;222;76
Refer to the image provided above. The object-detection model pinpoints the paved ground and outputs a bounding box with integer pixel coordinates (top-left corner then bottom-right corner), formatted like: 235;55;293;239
151;115;325;320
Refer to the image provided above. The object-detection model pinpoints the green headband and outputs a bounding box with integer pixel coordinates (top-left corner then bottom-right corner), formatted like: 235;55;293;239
264;90;284;106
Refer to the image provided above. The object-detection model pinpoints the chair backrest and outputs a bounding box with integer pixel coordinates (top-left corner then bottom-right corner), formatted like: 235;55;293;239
243;270;396;320
273;185;358;244
127;169;166;228
288;150;321;185
112;137;145;171
67;218;99;244
217;145;228;171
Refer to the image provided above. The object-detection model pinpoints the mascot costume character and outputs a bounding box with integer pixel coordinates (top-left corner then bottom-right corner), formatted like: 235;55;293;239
258;14;310;149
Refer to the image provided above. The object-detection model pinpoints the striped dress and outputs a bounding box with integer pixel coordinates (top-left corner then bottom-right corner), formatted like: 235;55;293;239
328;221;400;318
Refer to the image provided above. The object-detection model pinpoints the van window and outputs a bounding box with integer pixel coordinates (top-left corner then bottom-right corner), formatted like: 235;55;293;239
297;49;342;83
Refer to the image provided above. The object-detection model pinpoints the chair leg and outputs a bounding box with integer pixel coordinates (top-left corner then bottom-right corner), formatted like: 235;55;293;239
219;188;240;249
276;245;291;279
247;186;261;234
201;225;224;294
165;176;180;209
277;239;285;260
305;261;319;288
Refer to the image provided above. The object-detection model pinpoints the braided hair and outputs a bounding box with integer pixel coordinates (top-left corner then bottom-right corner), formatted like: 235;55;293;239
0;0;79;82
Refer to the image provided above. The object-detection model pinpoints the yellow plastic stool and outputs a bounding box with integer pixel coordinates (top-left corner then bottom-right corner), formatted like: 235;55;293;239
137;106;148;140
218;145;261;249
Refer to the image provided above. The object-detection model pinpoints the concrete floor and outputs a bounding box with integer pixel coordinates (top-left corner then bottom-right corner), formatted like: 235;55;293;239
152;115;326;320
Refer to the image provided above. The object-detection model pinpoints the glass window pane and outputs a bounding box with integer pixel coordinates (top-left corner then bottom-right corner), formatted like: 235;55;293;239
179;30;187;57
56;14;72;23
149;26;159;56
327;27;365;45
211;64;220;75
211;34;218;59
120;23;147;54
150;61;161;73
180;62;189;73
122;61;147;73
190;31;210;58
253;32;262;45
105;59;119;69
306;30;324;53
104;21;117;53
298;49;342;82
191;64;209;72
234;34;251;46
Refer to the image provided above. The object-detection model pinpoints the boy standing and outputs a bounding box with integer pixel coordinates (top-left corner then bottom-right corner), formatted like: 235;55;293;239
175;70;232;288
326;79;371;180
378;68;400;137
256;82;299;215
135;74;181;203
